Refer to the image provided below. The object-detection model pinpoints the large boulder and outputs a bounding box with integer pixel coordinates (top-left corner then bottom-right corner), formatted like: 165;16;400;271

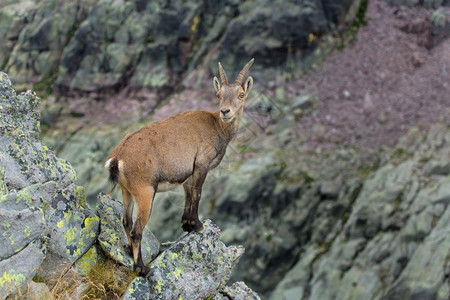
0;72;99;297
122;219;260;300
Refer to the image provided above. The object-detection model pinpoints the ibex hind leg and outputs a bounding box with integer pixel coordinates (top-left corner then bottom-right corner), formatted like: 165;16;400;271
120;184;134;253
130;185;155;276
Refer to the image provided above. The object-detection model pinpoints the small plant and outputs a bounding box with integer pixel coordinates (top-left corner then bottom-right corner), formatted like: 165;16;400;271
337;0;369;50
82;259;137;299
431;8;447;27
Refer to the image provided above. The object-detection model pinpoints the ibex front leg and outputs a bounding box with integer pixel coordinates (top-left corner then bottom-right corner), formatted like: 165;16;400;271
182;168;207;232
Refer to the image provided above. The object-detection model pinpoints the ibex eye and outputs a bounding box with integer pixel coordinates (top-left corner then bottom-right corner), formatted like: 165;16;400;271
239;93;245;99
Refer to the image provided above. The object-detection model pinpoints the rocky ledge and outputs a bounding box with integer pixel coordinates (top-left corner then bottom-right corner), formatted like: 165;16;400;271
0;72;260;299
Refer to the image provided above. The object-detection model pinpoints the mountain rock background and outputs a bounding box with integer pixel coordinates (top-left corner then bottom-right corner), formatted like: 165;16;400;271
1;0;449;299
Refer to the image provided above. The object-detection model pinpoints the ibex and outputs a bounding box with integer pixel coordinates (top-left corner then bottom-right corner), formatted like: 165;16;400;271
105;59;254;275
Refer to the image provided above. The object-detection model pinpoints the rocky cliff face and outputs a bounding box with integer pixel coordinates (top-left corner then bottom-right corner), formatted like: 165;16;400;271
140;121;450;299
1;0;450;299
0;0;359;94
0;72;99;297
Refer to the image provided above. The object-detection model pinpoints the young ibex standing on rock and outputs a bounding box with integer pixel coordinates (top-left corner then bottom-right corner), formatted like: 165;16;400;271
105;59;254;275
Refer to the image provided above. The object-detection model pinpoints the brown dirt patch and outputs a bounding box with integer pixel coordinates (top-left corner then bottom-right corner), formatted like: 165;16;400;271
293;0;450;150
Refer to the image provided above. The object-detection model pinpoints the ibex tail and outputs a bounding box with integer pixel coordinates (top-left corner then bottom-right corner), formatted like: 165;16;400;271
105;158;119;196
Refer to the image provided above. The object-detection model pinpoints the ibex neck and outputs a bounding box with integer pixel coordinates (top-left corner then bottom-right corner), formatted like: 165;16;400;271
215;110;242;142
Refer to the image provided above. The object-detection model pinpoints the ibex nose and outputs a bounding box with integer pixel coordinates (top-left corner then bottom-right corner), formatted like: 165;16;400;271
221;109;230;115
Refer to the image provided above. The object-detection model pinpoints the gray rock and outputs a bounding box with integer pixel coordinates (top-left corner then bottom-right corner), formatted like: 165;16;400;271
146;219;245;299
385;204;450;299
319;178;343;200
122;220;260;300
42;184;99;263
0;205;45;261
0;240;45;299
269;247;323;300
96;193;160;269
25;281;54;300
221;281;262;300
386;0;450;8
122;277;151;300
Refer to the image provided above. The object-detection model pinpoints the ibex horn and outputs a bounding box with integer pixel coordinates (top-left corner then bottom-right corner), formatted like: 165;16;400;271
235;58;255;85
218;62;228;84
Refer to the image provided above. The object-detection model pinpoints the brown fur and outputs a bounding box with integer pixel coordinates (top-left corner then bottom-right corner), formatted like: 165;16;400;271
105;59;254;275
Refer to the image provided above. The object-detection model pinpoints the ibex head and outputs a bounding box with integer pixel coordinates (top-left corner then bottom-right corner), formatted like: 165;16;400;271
213;58;254;123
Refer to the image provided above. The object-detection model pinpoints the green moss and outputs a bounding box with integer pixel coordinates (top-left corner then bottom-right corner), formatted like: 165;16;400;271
80;215;99;246
357;163;379;178
75;186;87;207
0;270;26;288
33;66;59;98
171;266;184;280
1;56;9;71
63;211;73;225
64;227;77;244
342;185;362;224
32;274;46;283
170;252;179;260
57;157;77;181
57;220;64;228
1;219;10;230
24;226;31;237
419;156;432;164
59;213;99;258
77;246;99;276
155;280;163;293
353;0;368;28
336;0;369;50
0;167;7;197
16;190;33;206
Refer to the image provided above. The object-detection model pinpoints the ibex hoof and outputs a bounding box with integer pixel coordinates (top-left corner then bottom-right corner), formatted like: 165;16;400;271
181;218;203;232
182;221;191;232
192;221;203;232
135;265;150;277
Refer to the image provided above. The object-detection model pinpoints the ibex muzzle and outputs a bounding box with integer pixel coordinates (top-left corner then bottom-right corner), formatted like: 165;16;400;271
105;59;254;275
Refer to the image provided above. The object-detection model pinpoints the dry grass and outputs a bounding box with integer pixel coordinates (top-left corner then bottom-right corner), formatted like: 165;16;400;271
7;259;137;300
50;259;136;300
81;259;137;299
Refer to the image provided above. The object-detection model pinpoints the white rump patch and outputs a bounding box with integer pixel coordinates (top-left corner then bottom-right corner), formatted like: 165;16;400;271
104;158;112;169
105;158;124;173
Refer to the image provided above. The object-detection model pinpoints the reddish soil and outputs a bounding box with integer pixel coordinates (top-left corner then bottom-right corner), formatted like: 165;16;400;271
293;0;450;149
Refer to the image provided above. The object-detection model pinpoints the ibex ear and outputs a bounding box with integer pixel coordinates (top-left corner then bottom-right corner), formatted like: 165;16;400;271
213;76;221;92
243;76;253;95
